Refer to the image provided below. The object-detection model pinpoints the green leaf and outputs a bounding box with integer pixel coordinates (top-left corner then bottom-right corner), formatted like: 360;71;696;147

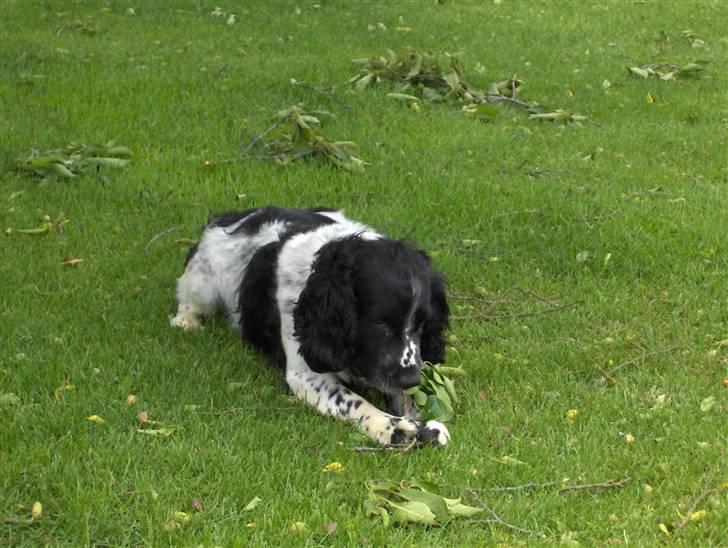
441;375;458;404
388;500;437;525
629;66;650;78
49;163;76;177
413;389;428;407
432;365;467;377
386;92;421;102
443;71;460;91
397;488;449;523
443;498;484;518
355;73;373;91
243;496;262;511
83;157;131;168
377;507;390;527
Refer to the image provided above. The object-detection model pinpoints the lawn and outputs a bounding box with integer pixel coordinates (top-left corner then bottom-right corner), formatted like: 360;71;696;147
1;0;726;545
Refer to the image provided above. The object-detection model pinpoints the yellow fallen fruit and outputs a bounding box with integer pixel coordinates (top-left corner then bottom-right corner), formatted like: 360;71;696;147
31;501;43;519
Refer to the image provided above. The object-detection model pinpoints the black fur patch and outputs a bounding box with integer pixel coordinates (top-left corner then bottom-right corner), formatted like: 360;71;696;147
213;206;337;236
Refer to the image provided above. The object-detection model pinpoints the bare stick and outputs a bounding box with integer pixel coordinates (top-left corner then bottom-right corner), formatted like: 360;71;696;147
471;476;629;494
196;406;303;415
482;93;533;110
451;300;583;322
479;481;559;493
145;227;180;252
604;344;681;376
557;476;630;494
467;489;536;535
673;464;720;534
240;116;287;157
351;439;419;454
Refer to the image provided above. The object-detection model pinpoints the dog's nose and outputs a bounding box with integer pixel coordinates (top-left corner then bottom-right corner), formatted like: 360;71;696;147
396;366;422;389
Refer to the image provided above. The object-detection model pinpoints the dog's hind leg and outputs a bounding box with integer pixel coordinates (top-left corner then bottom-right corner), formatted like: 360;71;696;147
170;249;219;330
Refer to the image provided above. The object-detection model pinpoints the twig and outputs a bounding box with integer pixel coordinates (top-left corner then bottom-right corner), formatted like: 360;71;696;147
240;116;288;157
672;464;720;534
482;93;533;110
480;481;559;493
470;476;630;494
254;149;316;162
351;438;419;454
145;227;180;252
196;406;303;415
466;489;536;536
604;344;681;376
557;476;630;494
451;300;583;322
593;363;622;386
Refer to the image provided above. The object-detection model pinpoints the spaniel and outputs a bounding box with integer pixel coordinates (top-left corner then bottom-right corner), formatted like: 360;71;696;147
171;206;450;446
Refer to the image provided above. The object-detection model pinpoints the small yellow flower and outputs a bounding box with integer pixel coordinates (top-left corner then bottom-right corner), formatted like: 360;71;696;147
86;415;105;424
625;433;635;444
566;409;579;420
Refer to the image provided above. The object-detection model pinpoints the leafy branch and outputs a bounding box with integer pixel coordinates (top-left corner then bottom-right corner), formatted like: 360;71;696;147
404;363;466;422
16;141;132;179
209;106;368;171
365;479;484;527
350;48;585;122
628;60;708;81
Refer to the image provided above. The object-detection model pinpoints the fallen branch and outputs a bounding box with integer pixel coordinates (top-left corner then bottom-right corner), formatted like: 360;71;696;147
351;438;419;454
471;476;630;495
672;463;720;534
451;300;583;322
466;489;536;535
604;344;681;376
557;476;630;494
145;227;180;252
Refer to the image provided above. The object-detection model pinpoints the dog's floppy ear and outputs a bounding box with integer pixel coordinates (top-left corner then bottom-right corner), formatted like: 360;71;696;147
293;238;359;373
420;260;449;364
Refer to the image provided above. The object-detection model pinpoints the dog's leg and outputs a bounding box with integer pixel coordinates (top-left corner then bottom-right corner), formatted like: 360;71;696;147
285;368;450;446
170;255;219;330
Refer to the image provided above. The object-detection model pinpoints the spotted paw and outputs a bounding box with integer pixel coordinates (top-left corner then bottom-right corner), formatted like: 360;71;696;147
389;418;420;445
417;420;450;446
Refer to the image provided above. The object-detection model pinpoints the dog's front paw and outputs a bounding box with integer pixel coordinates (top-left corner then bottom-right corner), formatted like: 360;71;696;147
389;418;450;447
417;420;450;446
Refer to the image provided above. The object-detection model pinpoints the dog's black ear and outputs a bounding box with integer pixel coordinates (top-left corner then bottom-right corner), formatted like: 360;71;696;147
294;239;359;372
421;266;449;364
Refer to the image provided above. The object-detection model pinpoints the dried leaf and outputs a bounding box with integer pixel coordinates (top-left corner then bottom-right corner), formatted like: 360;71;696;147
244;496;262;511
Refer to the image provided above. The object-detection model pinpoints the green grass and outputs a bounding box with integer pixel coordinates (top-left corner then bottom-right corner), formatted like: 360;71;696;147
1;0;726;545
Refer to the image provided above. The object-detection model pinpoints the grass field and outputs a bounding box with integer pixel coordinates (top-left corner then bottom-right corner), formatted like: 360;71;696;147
1;0;727;545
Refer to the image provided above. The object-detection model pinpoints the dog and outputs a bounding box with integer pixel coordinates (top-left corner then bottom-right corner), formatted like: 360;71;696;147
171;206;451;446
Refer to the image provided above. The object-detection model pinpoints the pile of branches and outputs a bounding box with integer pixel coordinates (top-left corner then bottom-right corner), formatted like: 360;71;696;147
350;48;586;122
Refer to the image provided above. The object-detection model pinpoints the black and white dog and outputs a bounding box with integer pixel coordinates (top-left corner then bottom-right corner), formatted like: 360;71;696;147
171;206;450;446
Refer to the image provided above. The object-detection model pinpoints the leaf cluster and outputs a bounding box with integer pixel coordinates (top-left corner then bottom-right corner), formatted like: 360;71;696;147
365;479;483;527
628;60;708;81
404;363;466;422
17;141;132;179
243;106;368;171
351;48;585;122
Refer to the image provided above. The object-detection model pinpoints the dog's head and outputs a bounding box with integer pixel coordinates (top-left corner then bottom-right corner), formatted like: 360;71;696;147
293;236;449;397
